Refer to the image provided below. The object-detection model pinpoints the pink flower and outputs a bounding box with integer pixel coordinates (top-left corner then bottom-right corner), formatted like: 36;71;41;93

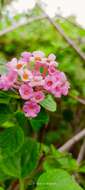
21;52;31;62
29;75;45;87
48;65;57;75
48;53;56;61
0;75;10;90
52;80;70;98
23;100;40;118
50;61;58;67
30;80;45;87
44;75;54;91
0;77;3;89
32;91;45;103
0;50;70;119
6;58;18;70
33;51;45;60
19;69;33;82
0;70;17;90
52;86;62;98
61;81;70;96
7;58;26;72
19;84;33;100
60;72;67;83
7;70;17;84
52;71;66;84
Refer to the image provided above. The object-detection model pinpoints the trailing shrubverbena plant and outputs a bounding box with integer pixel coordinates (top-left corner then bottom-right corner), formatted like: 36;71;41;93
0;51;69;117
0;51;84;190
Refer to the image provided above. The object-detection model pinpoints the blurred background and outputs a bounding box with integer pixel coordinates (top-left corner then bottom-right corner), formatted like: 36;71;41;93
0;0;85;155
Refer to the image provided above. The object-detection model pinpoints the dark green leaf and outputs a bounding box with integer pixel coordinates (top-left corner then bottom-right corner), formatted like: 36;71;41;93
0;104;12;125
30;109;49;132
0;138;40;179
0;127;24;158
15;111;27;128
21;138;40;178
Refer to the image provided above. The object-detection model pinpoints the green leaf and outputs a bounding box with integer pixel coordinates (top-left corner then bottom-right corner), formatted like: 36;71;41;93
15;111;27;128
0;91;10;104
3;90;19;99
0;90;19;104
30;109;49;132
79;165;85;173
1;121;15;128
0;187;4;190
0;152;21;178
0;127;24;158
36;169;83;190
0;167;8;180
40;95;56;112
20;138;40;178
43;157;59;171
0;104;12;125
0;138;40;179
48;146;78;172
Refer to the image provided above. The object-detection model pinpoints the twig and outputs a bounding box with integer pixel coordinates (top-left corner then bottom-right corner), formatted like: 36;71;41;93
77;139;85;164
37;3;85;61
71;95;85;105
55;15;83;29
74;140;85;182
0;15;46;36
59;129;85;152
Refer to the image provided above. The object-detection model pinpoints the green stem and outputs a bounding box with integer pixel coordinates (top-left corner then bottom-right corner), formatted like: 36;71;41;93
19;179;24;190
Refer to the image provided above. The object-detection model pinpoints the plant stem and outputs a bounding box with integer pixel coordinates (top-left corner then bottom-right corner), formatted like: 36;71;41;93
19;179;24;190
59;129;85;152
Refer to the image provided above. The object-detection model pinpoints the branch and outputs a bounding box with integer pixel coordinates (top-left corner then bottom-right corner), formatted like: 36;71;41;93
55;15;83;29
71;95;85;105
37;3;85;61
77;139;85;164
59;129;85;152
0;15;46;36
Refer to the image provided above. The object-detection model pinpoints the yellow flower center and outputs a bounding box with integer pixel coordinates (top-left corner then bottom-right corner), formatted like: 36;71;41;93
35;56;41;61
23;72;28;80
16;63;22;70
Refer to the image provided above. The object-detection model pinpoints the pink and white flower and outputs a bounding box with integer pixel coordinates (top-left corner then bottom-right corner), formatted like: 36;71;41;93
7;70;17;84
21;51;31;62
30;75;44;87
19;69;33;82
44;75;54;91
52;86;62;98
0;75;10;90
48;65;57;75
0;70;17;90
32;91;45;103
19;84;33;100
48;53;56;61
33;50;45;61
7;58;26;72
7;58;18;70
0;50;70;118
23;100;40;118
61;81;70;96
50;61;58;67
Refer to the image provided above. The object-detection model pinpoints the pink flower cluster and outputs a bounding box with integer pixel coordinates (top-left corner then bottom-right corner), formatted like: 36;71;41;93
0;51;70;118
